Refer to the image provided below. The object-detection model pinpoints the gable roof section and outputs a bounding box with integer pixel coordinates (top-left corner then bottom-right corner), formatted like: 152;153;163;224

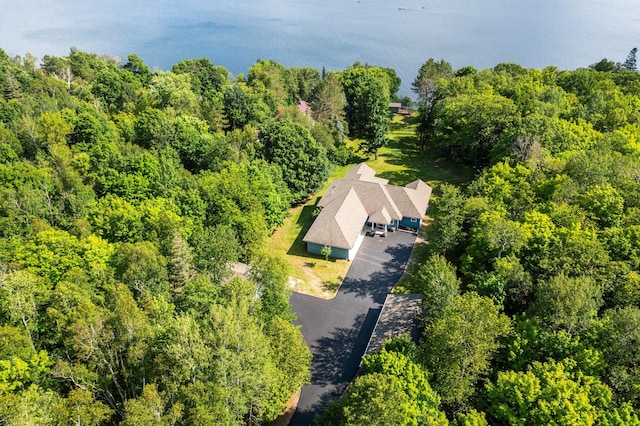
320;179;403;221
344;162;376;179
303;188;368;249
369;206;392;225
405;179;432;216
386;180;432;219
344;162;389;185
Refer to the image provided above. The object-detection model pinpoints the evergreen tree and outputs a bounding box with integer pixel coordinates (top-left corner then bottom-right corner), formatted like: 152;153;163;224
622;47;638;71
167;231;196;296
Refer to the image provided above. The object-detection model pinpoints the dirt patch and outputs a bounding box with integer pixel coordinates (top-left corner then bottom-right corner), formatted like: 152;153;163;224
265;388;301;426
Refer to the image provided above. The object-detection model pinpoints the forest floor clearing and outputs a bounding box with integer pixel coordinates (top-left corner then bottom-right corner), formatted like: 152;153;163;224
269;114;473;298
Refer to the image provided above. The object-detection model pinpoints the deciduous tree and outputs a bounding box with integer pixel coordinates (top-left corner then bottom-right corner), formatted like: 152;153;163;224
258;119;329;202
341;66;391;159
533;274;602;335
422;292;511;409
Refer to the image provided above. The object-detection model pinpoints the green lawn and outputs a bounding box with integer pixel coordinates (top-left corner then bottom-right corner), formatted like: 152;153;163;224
269;113;473;299
369;114;472;188
269;164;354;299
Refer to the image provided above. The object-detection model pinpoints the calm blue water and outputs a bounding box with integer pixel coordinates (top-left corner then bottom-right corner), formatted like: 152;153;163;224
2;0;640;96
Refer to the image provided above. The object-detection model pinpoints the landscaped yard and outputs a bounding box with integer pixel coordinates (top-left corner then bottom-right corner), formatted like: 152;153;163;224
268;164;353;299
269;113;473;299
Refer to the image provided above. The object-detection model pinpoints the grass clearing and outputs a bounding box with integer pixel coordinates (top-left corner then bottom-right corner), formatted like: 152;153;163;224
370;114;473;187
269;113;473;299
269;164;354;299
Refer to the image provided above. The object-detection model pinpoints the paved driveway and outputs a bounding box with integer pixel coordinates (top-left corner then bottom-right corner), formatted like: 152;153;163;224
289;231;417;425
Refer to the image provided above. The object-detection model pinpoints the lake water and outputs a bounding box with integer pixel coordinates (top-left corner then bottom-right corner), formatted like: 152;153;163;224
2;0;640;96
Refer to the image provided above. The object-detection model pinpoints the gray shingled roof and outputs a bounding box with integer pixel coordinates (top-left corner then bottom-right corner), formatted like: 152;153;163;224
303;188;368;249
304;164;432;250
386;180;432;219
404;180;432;217
320;179;403;220
369;206;392;225
344;162;376;179
344;162;389;184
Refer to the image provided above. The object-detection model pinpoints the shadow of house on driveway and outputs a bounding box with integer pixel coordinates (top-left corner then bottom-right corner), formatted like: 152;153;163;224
289;231;417;425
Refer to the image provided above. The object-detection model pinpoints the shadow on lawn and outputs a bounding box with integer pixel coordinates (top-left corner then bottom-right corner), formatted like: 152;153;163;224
287;203;319;257
379;115;474;186
323;280;341;293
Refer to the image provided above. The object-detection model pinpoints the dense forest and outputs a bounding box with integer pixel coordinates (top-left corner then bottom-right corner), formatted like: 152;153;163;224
3;44;640;425
0;47;402;424
321;52;640;425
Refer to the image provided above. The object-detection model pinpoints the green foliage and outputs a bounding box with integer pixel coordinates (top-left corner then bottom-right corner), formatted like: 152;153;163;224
198;160;290;254
361;349;445;421
578;183;625;227
320;244;332;260
502;316;604;375
248;59;294;106
486;360;619;426
6;46;640;425
112;241;169;297
171;57;228;96
250;254;295;323
88;194;143;242
123;54;151;85
533;274;603;335
121;383;183;425
407;254;460;319
55;388;113;425
463;211;528;278
289;66;321;101
223;84;254;130
453;410;488;426
321;373;444;426
0;50;329;424
0;350;52;393
413;58;454;103
190;224;240;284
149;72;199;113
404;56;640;420
422;292;511;409
597;306;640;405
310;71;347;124
429;184;466;255
258;118;330;202
264;316;312;414
431;91;520;167
341;66;391;158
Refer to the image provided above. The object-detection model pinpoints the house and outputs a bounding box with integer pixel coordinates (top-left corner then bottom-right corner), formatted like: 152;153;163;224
388;102;402;113
303;163;432;260
297;100;310;116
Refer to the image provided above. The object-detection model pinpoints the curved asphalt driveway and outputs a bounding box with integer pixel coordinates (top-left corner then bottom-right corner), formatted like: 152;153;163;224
289;231;417;425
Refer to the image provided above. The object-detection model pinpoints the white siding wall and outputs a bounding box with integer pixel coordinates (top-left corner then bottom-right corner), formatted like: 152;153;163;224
348;233;365;260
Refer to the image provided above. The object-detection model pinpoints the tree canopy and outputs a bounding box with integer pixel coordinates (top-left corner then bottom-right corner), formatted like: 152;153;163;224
4;44;640;425
393;51;640;424
0;48;346;424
